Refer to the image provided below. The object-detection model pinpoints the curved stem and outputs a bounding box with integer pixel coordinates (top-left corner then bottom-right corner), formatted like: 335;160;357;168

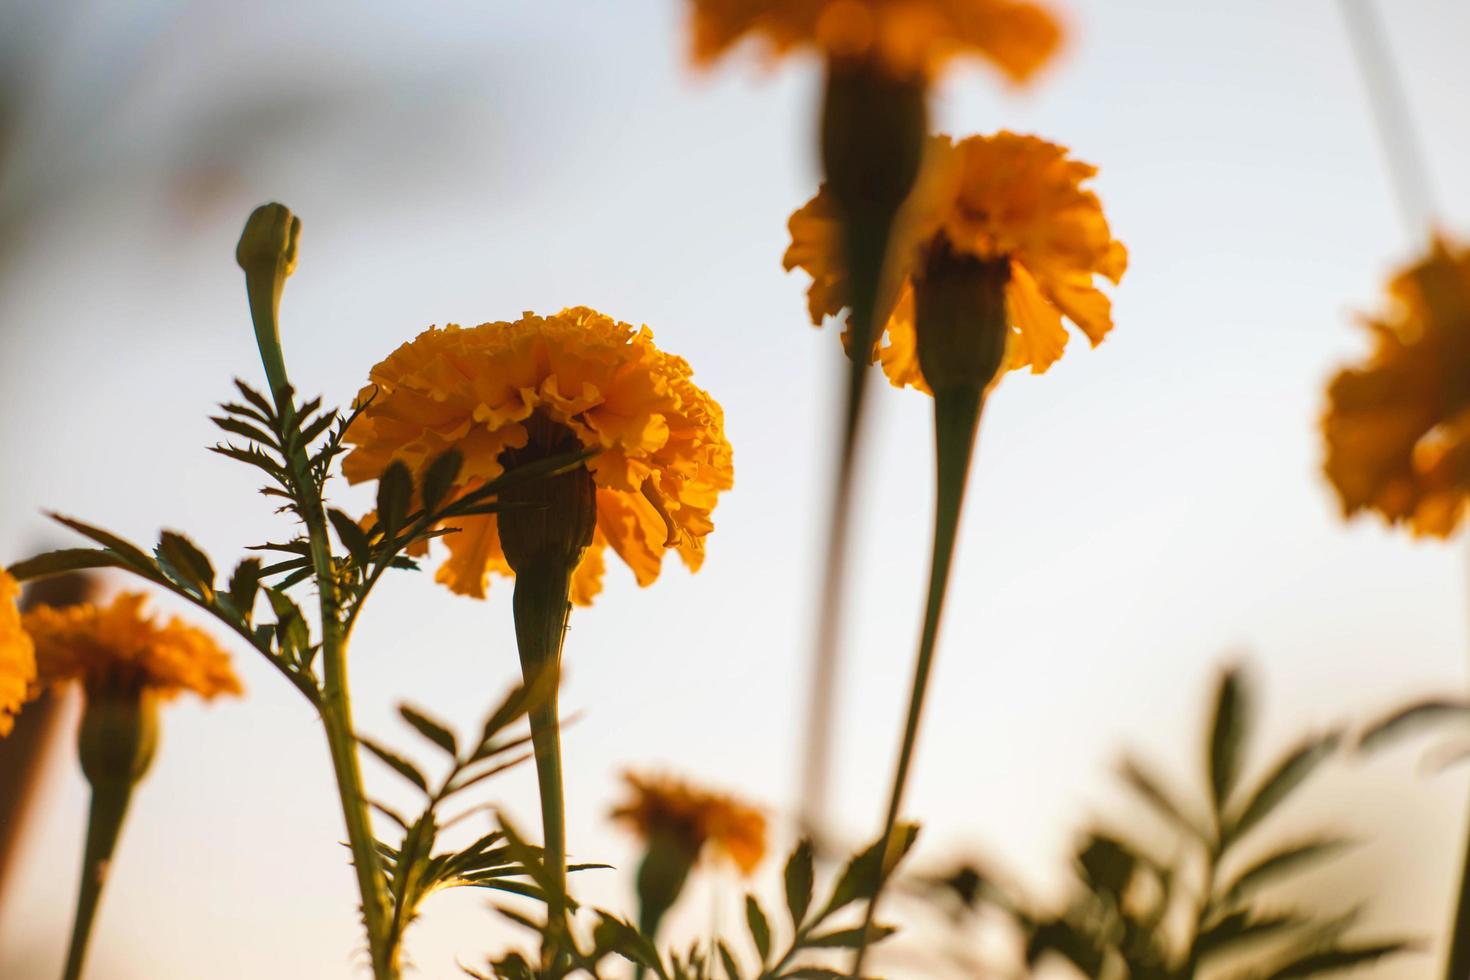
798;206;898;842
852;385;983;976
1446;813;1470;980
61;779;133;980
512;557;575;968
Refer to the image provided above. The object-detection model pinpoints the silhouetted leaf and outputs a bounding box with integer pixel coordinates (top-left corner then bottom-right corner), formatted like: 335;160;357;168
400;704;458;756
421;450;463;513
6;548;125;581
784;839;815;927
156;531;215;598
716;941;740;980
1197;910;1303;960
1228;732;1343;843
1027;918;1107;976
1078;834;1135;899
824;824;919;915
360;737;428;793
328;509;371;565
228;558;263;622
377;461;413;540
1221;838;1352;906
745;894;771;962
1210;667;1251;814
1359;699;1470;753
49;514;158;574
211;415;279;448
804;924;896;949
1120;756;1207;840
1266;941;1412;977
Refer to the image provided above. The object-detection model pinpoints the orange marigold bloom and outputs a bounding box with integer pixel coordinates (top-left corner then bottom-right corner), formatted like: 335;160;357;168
23;593;242;699
611;772;767;875
0;568;36;736
785;131;1127;391
342;307;733;605
690;0;1063;83
1323;238;1470;536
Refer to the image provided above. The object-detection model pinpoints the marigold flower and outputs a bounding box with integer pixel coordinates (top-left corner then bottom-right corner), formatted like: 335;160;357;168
785;131;1127;391
690;0;1063;83
342;307;734;605
1323;238;1470;536
611;772;767;875
0;567;36;736
23;593;242;700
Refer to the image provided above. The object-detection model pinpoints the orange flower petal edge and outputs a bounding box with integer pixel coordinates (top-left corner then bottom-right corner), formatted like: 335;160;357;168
1324;237;1470;536
611;771;768;875
785;131;1126;393
690;0;1064;84
0;567;36;736
342;307;734;605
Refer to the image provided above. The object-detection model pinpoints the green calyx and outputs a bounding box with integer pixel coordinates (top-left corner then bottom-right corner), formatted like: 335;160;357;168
914;242;1011;394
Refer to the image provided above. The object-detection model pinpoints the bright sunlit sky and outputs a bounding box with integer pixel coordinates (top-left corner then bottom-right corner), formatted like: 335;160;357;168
3;1;1470;977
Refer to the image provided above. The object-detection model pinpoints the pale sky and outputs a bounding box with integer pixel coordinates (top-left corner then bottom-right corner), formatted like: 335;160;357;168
2;1;1470;978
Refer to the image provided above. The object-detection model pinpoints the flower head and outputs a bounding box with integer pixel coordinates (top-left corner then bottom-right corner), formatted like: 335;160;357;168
786;131;1127;392
0;568;36;736
23;593;242;700
690;0;1063;83
611;771;767;875
1323;238;1470;536
343;307;734;605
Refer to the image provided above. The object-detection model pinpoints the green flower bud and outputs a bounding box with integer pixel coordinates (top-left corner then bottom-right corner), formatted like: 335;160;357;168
77;685;159;791
914;242;1010;393
235;202;301;281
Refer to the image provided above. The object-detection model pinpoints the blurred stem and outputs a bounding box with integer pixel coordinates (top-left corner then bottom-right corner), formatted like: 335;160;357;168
1447;825;1470;980
238;205;396;979
852;384;983;975
60;778;133;980
512;557;574;969
799;204;897;842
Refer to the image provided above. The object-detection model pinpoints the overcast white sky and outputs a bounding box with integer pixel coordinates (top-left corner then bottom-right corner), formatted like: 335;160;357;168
2;1;1470;977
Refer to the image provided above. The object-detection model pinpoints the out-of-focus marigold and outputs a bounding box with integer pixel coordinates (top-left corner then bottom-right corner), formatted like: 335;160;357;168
1323;238;1470;536
342;307;734;605
0;567;36;735
690;0;1063;83
611;772;767;875
785;131;1127;391
23;593;242;699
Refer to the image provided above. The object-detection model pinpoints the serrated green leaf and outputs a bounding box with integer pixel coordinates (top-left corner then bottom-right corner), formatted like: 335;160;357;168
745;895;771;962
48;514;158;575
1209;666;1250;815
824;824;920;915
1227;731;1343;843
400;704;458;756
233;379;277;419
377;461;414;540
265;587;310;661
784;839;814;928
421;450;463;513
359;737;429;793
328;509;371;565
211;415;280;448
6;548;125;581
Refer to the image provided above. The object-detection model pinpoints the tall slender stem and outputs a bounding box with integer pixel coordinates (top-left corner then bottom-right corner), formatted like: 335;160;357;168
852;385;983;975
798;206;897;842
512;557;575;965
61;779;133;980
238;204;395;979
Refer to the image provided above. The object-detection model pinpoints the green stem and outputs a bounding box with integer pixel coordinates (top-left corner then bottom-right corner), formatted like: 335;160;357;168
239;207;396;979
512;557;575;967
61;779;134;980
1446;815;1470;980
798;205;898;842
852;385;983;976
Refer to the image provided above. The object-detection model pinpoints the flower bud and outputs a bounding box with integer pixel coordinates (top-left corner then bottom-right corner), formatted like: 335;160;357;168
77;685;159;791
497;414;597;575
914;242;1010;393
633;830;700;941
236;202;301;281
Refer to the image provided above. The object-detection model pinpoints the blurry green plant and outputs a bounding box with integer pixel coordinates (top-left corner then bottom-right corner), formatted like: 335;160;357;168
922;667;1412;979
464;828;917;980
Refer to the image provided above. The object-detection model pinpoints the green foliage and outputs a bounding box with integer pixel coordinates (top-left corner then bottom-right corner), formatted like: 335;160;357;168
463;829;917;980
925;667;1414;979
